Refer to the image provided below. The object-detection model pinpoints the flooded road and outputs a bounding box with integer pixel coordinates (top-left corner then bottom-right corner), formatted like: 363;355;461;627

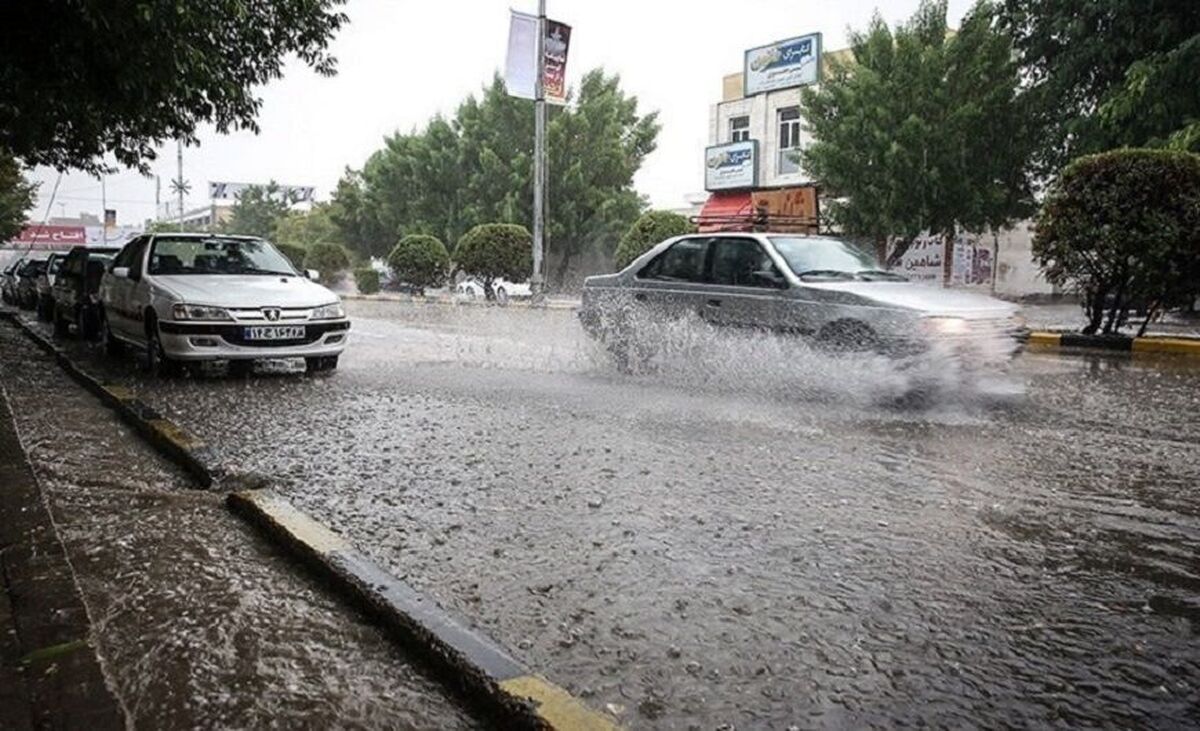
0;323;483;730
13;300;1200;728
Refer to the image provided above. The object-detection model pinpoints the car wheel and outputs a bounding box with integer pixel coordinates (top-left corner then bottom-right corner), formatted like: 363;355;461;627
146;319;182;377
304;355;339;374
818;319;878;353
100;312;124;356
53;306;70;337
495;287;509;306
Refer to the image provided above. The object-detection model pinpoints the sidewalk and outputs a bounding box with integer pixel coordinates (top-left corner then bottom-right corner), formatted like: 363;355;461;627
1019;302;1200;339
0;388;125;730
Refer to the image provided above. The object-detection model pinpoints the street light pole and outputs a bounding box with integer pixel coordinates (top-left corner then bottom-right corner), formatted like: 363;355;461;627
531;0;547;301
176;140;185;230
100;176;107;244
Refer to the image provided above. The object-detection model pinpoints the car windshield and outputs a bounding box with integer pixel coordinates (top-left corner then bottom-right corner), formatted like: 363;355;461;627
768;236;907;281
148;236;297;276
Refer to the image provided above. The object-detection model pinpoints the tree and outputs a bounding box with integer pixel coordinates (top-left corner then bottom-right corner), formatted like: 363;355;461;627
998;1;1200;177
223;183;291;237
0;1;347;173
614;211;696;269
0;152;36;242
332;70;658;286
1033;149;1200;335
353;267;380;295
386;234;450;294
303;242;351;284
800;0;1033;263
455;224;532;299
274;204;341;249
275;242;308;271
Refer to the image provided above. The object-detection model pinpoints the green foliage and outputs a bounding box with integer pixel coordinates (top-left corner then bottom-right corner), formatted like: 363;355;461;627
303;242;351;284
353;267;380;295
144;220;184;234
614;211;696;269
801;0;1033;262
1033;149;1200;335
274;204;341;249
223;183;292;237
275;242;308;270
386;234;450;293
0;152;36;242
0;1;347;173
331;70;658;284
455;224;532;296
998;0;1200;175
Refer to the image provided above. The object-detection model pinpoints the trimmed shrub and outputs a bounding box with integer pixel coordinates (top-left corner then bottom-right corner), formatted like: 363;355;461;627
1034;149;1200;335
386;234;450;294
275;242;307;270
354;267;380;295
303;242;351;284
454;224;532;297
613;211;696;270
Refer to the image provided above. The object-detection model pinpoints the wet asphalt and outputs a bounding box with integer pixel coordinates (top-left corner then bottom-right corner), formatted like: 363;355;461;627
8;299;1200;729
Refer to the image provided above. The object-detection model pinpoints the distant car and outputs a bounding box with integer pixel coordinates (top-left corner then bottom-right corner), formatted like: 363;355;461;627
579;232;1022;369
98;233;350;376
455;277;531;304
15;257;50;310
51;246;121;339
34;252;66;321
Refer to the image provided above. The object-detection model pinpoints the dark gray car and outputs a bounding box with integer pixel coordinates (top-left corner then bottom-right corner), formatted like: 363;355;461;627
580;232;1022;367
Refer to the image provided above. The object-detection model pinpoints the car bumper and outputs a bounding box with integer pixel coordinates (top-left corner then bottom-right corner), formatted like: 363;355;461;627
158;320;350;361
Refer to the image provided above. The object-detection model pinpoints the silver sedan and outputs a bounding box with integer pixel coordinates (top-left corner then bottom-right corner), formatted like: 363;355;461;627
580;232;1023;367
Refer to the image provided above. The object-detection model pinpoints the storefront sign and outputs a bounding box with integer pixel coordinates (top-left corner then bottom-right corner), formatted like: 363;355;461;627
9;224;86;247
744;33;821;95
705;141;758;191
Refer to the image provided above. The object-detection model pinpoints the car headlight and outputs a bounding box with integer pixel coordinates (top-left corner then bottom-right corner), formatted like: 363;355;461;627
172;304;233;321
922;316;969;335
311;302;345;320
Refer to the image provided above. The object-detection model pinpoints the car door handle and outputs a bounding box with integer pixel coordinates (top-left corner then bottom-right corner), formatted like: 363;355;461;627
706;299;722;308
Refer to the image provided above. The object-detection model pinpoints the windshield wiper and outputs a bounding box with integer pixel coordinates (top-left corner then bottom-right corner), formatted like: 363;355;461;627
797;269;856;280
855;269;908;281
235;267;297;276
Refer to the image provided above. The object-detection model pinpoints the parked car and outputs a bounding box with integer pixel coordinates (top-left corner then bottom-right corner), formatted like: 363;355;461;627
455;277;531;304
15;256;50;310
579;233;1022;368
98;233;350;376
51;246;122;338
34;252;66;321
1;259;21;304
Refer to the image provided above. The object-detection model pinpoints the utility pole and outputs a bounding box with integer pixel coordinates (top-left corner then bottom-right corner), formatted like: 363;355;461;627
531;0;547;302
155;175;161;221
176;140;185;229
100;176;107;244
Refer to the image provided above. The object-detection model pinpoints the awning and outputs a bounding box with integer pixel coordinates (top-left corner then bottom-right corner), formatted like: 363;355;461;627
695;191;755;232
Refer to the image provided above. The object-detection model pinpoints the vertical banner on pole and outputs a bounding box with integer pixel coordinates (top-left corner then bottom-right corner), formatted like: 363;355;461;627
542;19;571;105
505;11;571;105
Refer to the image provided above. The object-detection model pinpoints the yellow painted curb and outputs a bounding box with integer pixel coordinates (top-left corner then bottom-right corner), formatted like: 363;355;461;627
147;418;206;451
101;384;137;402
238;491;349;554
1025;332;1062;347
499;675;620;731
1131;337;1200;355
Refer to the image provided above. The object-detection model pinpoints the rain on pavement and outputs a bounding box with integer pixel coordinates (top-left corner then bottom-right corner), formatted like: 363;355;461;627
0;323;483;730
9;299;1200;728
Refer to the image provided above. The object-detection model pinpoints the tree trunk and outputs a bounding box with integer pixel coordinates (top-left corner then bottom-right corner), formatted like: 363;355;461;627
1137;301;1160;337
553;249;573;292
1083;287;1106;335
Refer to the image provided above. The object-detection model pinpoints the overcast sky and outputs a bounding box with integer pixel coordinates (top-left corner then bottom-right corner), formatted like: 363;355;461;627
29;0;975;227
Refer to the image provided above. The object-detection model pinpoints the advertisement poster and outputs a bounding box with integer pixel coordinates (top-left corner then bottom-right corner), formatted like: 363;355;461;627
705;141;758;191
894;233;945;284
744;33;821;95
542;19;571;105
505;11;571;105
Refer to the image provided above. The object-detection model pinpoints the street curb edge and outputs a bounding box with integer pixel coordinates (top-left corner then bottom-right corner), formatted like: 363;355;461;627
0;312;217;488
1024;330;1200;356
226;489;619;731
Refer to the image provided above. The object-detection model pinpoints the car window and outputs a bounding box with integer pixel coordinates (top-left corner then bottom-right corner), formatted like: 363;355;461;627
148;236;297;276
111;237;146;270
709;238;783;288
638;238;710;282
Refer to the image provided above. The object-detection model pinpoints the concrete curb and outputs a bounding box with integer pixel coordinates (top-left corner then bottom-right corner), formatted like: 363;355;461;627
1024;330;1200;356
227;489;618;731
0;312;218;488
342;293;580;311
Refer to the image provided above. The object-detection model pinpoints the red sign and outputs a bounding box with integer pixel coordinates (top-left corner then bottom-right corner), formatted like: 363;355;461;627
543;20;571;104
11;224;87;247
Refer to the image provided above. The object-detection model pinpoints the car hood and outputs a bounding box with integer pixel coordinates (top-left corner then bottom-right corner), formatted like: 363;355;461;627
805;281;1017;317
153;275;339;308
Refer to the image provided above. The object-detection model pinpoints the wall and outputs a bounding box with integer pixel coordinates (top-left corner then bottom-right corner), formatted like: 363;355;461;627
710;88;810;187
993;221;1055;298
888;224;1057;298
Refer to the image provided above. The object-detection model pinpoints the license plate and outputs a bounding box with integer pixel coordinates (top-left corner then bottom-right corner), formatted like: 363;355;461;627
244;325;305;340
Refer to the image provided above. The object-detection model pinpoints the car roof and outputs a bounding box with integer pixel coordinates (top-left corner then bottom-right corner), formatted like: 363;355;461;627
147;232;260;240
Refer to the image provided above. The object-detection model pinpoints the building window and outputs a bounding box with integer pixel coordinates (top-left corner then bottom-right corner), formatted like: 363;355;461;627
777;106;802;175
729;116;750;143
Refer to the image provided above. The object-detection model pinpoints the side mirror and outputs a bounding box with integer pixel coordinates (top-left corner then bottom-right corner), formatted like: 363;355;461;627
752;270;787;288
306;269;320;281
111;266;130;279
